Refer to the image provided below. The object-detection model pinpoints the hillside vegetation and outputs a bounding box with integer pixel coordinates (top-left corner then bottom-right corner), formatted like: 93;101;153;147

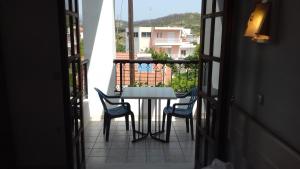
116;12;201;36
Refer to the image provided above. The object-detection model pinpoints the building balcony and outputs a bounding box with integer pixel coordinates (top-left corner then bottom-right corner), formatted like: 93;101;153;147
153;38;182;46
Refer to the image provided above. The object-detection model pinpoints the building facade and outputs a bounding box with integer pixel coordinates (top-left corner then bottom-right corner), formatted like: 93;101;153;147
125;27;199;60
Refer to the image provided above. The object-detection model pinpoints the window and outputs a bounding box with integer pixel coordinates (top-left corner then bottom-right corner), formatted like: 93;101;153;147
126;32;137;37
142;32;151;37
181;50;186;56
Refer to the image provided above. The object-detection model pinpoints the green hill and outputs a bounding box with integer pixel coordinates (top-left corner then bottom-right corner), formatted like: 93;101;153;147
115;12;201;36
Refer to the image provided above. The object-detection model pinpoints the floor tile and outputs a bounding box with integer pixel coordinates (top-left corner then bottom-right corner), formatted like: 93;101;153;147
85;119;195;167
127;156;147;163
89;148;110;157
108;149;128;157
85;136;98;143
86;156;107;169
85;142;95;149
162;142;181;149
147;155;165;163
184;155;195;162
148;149;164;156
163;148;183;156
164;155;186;163
85;148;92;156
85;131;100;137
180;142;195;149
128;149;147;157
106;155;127;163
128;142;146;149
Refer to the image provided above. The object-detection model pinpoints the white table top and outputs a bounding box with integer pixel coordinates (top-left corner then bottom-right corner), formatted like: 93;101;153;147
121;87;177;99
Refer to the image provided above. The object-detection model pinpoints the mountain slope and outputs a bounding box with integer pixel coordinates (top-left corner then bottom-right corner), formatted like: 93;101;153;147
115;12;201;35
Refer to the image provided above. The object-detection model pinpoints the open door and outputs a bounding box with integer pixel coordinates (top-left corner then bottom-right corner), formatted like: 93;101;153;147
59;0;86;168
195;0;231;168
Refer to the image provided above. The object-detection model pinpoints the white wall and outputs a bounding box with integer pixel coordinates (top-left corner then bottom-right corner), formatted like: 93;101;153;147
126;27;141;53
138;27;152;52
83;0;116;121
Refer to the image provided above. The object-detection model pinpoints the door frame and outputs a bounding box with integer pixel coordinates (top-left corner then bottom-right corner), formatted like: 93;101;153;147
57;0;233;168
58;0;86;168
195;0;233;168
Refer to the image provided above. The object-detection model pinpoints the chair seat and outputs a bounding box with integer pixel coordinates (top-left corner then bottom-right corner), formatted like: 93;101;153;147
107;106;129;117
163;106;192;117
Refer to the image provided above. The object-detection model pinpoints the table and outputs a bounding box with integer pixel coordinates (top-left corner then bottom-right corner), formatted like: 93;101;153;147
121;87;177;142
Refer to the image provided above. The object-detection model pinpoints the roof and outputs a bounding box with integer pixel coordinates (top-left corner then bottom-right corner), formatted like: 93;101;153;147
154;27;183;31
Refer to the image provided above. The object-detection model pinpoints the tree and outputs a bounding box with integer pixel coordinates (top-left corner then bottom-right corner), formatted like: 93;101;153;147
80;39;85;59
169;44;200;93
170;71;197;93
116;43;125;52
116;34;126;52
145;48;170;60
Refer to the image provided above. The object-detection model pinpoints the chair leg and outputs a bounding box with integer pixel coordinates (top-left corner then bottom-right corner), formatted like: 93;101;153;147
125;114;129;131
186;117;189;133
105;117;111;142
130;113;136;140
103;114;107;135
190;117;194;140
162;113;166;132
166;115;172;143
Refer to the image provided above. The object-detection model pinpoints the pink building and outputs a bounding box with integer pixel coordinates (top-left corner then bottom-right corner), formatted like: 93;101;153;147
150;27;182;59
125;27;198;60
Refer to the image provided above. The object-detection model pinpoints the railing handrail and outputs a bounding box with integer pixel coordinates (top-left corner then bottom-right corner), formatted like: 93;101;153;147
113;59;199;64
154;38;181;43
114;58;199;93
82;59;89;98
82;59;89;64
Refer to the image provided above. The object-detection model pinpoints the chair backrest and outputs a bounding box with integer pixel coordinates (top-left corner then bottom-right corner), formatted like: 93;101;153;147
94;88;108;113
187;87;198;111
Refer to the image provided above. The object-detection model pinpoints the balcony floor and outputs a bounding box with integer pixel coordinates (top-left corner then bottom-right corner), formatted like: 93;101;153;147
85;119;195;169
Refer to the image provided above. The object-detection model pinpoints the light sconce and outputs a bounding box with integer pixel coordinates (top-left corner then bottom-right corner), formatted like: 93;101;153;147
244;1;271;43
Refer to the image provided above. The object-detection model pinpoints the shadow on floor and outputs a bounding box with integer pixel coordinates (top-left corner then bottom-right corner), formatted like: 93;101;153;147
84;119;196;169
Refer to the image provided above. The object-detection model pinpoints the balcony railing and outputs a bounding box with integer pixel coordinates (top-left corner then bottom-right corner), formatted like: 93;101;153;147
82;59;89;98
154;38;181;44
113;59;199;94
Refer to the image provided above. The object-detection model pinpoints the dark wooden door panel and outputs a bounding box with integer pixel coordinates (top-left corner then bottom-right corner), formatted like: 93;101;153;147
195;0;230;168
61;0;86;168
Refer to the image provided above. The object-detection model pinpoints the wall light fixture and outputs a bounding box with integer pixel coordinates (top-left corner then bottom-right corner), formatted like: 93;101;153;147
244;1;271;43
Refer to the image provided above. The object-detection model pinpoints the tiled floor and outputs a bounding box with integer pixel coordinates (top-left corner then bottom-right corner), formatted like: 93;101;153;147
85;119;195;169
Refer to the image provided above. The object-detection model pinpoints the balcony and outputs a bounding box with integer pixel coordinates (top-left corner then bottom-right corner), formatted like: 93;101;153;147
154;38;182;46
113;59;199;94
82;59;199;167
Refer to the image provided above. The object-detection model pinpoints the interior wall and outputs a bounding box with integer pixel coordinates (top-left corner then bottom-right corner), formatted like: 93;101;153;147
227;0;300;168
0;0;68;168
0;32;15;169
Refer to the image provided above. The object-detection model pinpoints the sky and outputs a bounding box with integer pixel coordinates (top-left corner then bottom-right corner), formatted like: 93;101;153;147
79;0;83;21
115;0;201;21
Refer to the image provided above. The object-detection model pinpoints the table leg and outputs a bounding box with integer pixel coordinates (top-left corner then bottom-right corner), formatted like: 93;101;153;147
148;99;151;133
150;99;167;143
132;99;149;142
133;99;167;143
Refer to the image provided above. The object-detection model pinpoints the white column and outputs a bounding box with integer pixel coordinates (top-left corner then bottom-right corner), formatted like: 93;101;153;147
83;0;116;121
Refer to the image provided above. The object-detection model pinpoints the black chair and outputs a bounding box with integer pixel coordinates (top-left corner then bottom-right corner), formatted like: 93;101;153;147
95;88;136;141
162;87;198;142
